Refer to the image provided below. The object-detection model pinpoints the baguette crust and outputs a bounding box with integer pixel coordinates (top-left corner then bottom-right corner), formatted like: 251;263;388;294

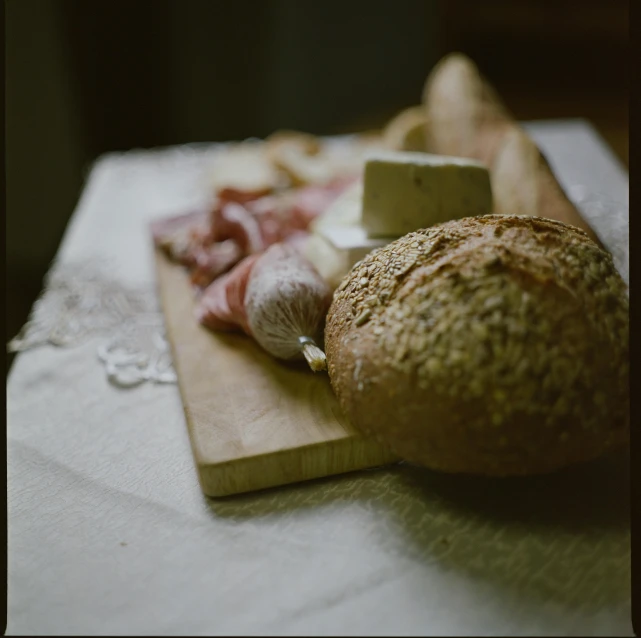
325;215;629;476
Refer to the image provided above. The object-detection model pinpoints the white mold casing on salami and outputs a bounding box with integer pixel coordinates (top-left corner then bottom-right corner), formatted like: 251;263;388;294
244;243;333;369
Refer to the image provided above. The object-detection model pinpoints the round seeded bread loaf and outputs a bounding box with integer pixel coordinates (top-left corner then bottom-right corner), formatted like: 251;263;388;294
325;215;629;476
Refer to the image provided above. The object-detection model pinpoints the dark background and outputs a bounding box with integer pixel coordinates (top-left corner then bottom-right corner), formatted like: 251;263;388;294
5;0;629;375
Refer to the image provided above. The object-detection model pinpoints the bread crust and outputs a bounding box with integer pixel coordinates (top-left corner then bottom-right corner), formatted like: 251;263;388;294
325;215;629;476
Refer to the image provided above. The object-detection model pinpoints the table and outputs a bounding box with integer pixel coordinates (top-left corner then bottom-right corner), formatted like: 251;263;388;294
7;120;631;636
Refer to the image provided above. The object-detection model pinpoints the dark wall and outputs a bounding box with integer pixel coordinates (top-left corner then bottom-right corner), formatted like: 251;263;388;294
6;0;440;361
57;0;440;151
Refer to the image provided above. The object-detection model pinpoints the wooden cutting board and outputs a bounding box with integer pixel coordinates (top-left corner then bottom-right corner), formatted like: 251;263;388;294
155;250;398;497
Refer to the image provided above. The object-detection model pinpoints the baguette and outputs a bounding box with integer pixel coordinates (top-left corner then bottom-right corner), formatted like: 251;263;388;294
422;53;601;244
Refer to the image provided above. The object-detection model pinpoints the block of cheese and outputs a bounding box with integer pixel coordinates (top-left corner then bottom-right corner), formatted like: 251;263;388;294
302;234;350;290
304;227;395;290
313;180;397;268
362;151;493;238
319;225;392;268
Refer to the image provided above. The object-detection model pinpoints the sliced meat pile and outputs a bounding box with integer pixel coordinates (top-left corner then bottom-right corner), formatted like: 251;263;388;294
152;176;355;334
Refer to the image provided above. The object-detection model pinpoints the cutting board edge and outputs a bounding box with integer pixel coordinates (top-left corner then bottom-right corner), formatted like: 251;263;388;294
198;436;400;497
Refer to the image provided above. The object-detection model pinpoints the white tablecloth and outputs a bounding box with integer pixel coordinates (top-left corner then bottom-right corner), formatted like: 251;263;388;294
7;120;631;636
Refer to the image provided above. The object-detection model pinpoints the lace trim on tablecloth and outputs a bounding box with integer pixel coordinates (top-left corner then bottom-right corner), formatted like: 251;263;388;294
7;260;177;388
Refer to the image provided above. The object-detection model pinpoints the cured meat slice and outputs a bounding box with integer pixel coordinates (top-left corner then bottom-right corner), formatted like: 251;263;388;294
150;210;206;245
195;271;237;331
189;239;244;288
217;186;273;205
196;254;259;334
151;211;210;266
211;202;265;254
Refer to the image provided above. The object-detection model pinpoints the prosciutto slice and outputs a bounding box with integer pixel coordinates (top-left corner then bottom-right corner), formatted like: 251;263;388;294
151;211;211;267
211;202;265;254
189;239;244;288
196;254;259;334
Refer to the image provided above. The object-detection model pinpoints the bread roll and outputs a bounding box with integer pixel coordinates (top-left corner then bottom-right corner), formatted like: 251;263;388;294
325;215;629;476
382;106;428;152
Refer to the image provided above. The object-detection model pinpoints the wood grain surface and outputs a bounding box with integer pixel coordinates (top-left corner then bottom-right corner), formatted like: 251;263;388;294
155;250;398;497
